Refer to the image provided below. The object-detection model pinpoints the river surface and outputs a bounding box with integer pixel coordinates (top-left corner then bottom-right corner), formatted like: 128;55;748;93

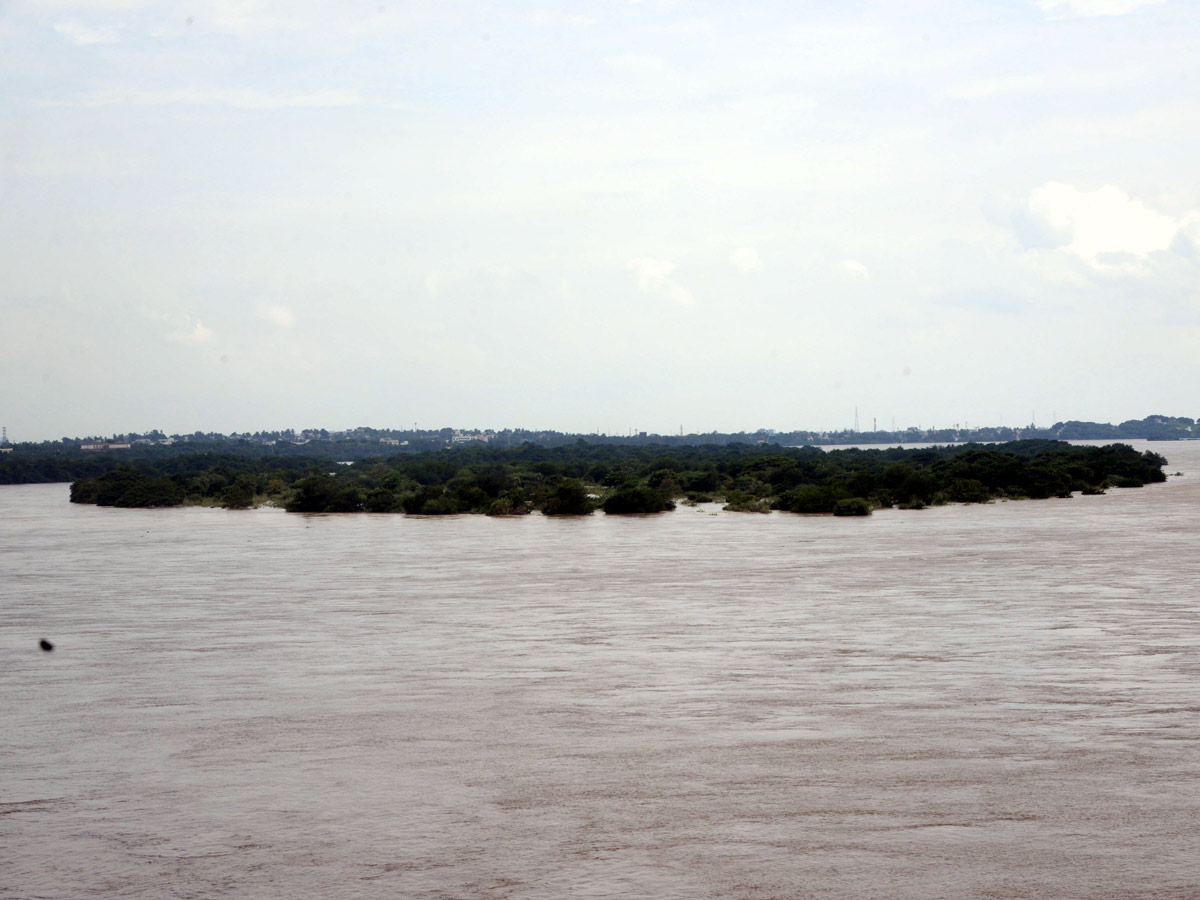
3;441;1200;899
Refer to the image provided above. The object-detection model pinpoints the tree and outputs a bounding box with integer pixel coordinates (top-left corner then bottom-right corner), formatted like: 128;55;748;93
542;478;594;515
602;485;675;514
220;484;254;509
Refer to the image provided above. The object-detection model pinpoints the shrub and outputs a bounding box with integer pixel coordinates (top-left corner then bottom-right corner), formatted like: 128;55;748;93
602;485;675;514
723;489;771;513
364;487;397;512
542;478;594;515
285;476;364;512
945;478;991;504
774;484;845;514
833;497;872;516
220;484;254;509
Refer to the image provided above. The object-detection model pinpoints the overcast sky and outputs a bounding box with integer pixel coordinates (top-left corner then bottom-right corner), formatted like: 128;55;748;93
3;0;1198;440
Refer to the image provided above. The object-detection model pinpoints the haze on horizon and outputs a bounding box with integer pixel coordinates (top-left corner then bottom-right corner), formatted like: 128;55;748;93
3;0;1199;443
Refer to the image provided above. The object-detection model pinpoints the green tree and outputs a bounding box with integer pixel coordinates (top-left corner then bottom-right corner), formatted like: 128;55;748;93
220;483;254;509
542;478;594;515
602;485;675;514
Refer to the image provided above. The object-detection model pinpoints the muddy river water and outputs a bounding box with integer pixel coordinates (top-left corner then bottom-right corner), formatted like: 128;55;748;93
3;441;1200;899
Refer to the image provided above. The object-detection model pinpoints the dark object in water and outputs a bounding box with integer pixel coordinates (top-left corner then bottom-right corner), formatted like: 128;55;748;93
39;639;54;652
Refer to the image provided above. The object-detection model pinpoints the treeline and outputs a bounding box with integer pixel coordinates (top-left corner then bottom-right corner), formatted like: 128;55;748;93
5;413;1196;484
1055;414;1196;441
66;454;329;508
0;443;356;484
67;441;1168;516
1;453;131;486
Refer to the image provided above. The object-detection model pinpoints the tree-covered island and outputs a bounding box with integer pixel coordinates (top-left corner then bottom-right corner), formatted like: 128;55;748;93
66;441;1168;517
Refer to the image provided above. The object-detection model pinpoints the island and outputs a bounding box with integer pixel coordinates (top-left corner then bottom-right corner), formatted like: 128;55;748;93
65;441;1168;516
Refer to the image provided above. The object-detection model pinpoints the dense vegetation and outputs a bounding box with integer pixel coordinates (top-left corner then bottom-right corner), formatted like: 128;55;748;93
66;440;1168;517
66;455;324;508
2;413;1194;487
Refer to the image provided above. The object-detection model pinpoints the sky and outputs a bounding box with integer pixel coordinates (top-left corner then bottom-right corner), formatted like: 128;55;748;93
3;0;1199;440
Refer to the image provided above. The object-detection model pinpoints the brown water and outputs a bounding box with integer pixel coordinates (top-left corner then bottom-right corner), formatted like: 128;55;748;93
3;441;1200;899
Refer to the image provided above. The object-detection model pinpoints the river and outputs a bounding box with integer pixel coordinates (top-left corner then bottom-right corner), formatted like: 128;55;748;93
3;441;1199;899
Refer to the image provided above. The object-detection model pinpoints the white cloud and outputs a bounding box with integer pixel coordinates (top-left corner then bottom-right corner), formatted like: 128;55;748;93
1170;222;1200;259
20;0;151;10
526;10;596;27
205;0;311;37
605;53;673;79
1023;182;1191;266
67;89;364;109
168;320;213;345
629;257;694;306
1036;0;1164;16
838;259;871;281
53;19;118;45
425;272;443;297
730;247;762;271
943;75;1041;102
257;304;295;328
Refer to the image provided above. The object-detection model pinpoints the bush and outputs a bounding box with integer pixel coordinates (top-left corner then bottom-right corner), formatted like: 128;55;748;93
285;476;364;512
945;478;991;504
774;484;846;514
220;484;254;509
487;496;515;516
70;469;184;507
602;485;675;514
420;494;462;515
833;497;872;516
646;469;683;497
541;478;595;515
1109;475;1144;488
723;490;771;513
400;485;460;514
486;490;530;516
364;487;397;512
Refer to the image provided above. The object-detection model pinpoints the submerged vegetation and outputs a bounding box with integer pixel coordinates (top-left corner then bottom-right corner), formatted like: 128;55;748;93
66;440;1168;517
